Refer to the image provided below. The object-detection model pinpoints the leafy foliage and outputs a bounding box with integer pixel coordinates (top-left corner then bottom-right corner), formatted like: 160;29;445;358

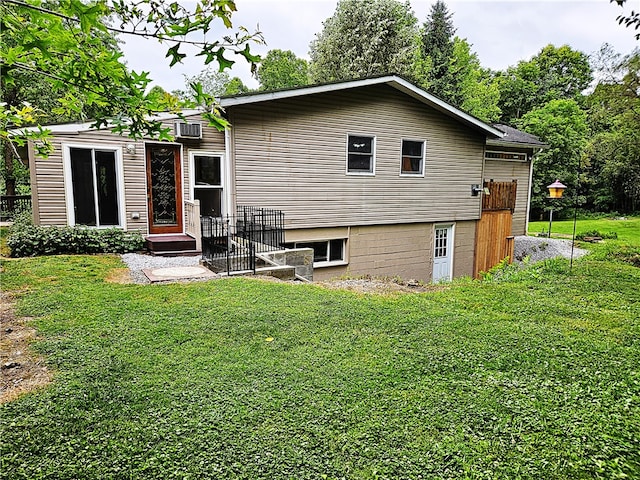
7;222;144;257
175;68;250;100
611;0;640;40
1;247;639;478
309;0;418;83
497;45;592;123
449;38;501;122
1;0;263;142
575;230;619;240
257;49;309;90
519;99;588;219
584;48;640;213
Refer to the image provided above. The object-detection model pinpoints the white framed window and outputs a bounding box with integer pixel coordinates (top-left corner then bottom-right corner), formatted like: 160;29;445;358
288;239;347;267
63;144;125;227
400;139;425;176
190;152;224;217
346;134;375;175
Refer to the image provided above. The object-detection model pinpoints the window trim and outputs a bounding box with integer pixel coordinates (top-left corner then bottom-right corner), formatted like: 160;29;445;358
62;143;126;228
399;138;426;177
189;150;225;217
346;133;376;176
291;238;348;268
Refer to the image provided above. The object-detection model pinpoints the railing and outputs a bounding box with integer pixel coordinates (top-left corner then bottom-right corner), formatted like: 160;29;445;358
0;195;31;220
184;199;202;252
201;206;285;275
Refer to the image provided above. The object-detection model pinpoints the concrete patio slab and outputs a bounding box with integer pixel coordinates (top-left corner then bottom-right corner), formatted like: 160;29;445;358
142;265;216;283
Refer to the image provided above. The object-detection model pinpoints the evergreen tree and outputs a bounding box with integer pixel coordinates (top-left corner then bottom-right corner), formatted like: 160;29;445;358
419;0;457;101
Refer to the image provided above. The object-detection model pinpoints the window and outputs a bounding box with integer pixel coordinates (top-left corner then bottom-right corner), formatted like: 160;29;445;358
485;151;527;162
65;146;122;227
192;154;223;217
289;239;346;267
347;135;375;174
401;140;425;176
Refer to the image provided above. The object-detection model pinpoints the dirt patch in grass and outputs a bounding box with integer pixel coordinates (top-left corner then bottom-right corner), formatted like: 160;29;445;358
105;267;134;284
319;276;446;294
0;292;52;403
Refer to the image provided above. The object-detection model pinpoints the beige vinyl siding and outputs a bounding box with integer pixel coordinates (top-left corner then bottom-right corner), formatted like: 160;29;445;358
31;114;225;232
287;220;476;282
229;85;485;229
31;143;67;226
483;159;532;235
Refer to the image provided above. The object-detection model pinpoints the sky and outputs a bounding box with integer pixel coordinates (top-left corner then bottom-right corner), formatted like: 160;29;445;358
119;0;640;93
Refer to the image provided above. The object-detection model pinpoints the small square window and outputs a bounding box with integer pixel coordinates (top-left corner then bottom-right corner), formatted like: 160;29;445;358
347;135;375;174
401;140;425;175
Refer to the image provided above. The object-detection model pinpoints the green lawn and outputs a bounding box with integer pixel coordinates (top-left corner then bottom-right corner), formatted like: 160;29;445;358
1;250;639;479
528;215;640;242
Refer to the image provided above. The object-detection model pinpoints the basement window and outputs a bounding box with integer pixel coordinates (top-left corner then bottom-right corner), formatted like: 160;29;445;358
287;239;347;267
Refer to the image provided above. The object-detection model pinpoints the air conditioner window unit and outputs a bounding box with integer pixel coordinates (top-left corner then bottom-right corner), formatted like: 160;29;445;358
175;121;202;139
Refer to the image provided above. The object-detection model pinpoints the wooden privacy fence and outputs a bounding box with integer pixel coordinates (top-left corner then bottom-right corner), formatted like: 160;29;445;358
474;180;518;277
482;179;517;212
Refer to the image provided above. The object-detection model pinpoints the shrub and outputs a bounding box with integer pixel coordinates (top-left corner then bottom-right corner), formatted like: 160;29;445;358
576;230;618;240
8;224;145;257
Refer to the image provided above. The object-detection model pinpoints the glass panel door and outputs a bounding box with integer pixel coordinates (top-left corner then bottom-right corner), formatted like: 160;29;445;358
146;145;183;234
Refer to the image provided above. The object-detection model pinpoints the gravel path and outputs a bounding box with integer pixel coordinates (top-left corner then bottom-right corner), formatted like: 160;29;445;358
120;253;202;284
513;235;588;264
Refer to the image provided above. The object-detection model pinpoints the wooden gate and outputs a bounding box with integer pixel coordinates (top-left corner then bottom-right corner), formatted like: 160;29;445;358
474;180;517;277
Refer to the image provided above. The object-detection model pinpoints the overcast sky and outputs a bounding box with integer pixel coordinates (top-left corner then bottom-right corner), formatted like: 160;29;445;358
120;0;639;93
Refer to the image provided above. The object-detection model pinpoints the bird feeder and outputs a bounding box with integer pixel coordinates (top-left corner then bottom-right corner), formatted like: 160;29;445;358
547;180;567;199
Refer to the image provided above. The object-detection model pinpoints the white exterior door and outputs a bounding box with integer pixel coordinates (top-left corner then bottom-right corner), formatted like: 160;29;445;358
433;224;453;282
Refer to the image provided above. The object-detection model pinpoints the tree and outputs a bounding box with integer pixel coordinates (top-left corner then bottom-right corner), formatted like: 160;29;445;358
450;38;501;122
584;47;640;212
257;49;309;90
417;0;457;101
175;69;249;100
497;45;592;123
518;99;588;219
1;0;263;142
308;0;417;83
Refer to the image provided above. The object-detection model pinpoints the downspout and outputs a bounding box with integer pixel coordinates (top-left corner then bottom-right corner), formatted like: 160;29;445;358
525;148;539;234
224;123;233;218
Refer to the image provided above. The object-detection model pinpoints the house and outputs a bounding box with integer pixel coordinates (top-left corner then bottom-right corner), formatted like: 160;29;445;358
26;76;545;282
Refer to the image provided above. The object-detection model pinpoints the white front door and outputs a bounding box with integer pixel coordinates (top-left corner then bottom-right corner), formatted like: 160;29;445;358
433;224;453;282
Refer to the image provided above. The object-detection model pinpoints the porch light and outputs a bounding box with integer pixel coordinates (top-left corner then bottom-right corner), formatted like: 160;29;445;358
547;180;567;199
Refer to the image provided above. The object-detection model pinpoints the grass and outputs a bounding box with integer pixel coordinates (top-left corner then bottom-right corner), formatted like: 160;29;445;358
0;226;9;256
528;215;640;242
1;249;639;478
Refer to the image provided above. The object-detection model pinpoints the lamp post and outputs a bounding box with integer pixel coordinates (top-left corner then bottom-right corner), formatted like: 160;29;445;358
547;180;567;238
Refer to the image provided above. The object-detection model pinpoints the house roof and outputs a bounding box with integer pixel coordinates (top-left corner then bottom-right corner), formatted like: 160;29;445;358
488;123;548;149
220;75;506;139
10;110;203;135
